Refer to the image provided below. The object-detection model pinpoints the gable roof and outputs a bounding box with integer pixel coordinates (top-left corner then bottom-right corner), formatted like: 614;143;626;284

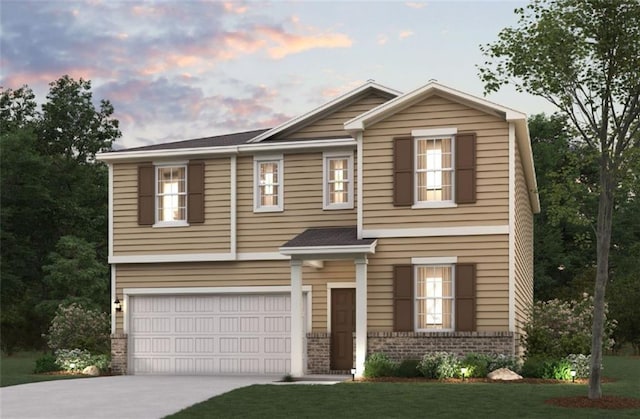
344;81;540;214
247;81;400;143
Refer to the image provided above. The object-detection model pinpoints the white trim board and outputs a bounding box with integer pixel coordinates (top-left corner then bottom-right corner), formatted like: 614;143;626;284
110;252;291;264
411;256;458;265
362;225;509;238
508;122;516;332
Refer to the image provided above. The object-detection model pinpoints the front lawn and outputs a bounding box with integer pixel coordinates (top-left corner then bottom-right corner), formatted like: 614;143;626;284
168;356;640;418
0;352;86;387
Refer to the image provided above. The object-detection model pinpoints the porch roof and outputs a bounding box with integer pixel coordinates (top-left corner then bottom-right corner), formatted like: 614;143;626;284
279;227;377;256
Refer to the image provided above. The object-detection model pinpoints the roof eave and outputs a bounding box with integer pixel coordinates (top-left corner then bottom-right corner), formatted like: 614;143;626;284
279;241;377;256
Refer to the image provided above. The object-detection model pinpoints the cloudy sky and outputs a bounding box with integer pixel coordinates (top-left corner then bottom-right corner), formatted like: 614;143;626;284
1;0;555;149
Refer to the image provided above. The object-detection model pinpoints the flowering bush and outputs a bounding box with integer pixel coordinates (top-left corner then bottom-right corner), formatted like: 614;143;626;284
55;349;110;372
418;352;461;379
46;303;110;354
566;353;591;378
521;293;616;359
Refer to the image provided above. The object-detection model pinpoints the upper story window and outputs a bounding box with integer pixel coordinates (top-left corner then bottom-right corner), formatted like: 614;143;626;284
156;165;187;224
323;152;354;210
137;160;204;227
393;128;476;208
415;265;454;331
416;137;453;202
254;155;283;212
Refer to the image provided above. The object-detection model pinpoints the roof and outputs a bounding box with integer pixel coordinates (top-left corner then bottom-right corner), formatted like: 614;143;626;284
280;227;377;256
116;128;269;152
247;81;400;143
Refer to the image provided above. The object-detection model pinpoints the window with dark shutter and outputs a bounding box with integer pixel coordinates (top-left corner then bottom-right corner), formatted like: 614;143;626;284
455;263;476;332
138;163;155;225
455;132;476;204
393;137;414;206
187;160;205;223
393;265;414;331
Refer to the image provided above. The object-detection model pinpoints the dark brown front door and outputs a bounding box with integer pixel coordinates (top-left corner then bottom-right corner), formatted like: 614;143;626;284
330;288;355;370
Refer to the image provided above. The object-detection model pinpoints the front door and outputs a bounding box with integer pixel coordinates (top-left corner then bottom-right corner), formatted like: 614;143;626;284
330;288;355;370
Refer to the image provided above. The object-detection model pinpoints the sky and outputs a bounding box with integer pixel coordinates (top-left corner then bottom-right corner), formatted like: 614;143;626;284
1;0;557;149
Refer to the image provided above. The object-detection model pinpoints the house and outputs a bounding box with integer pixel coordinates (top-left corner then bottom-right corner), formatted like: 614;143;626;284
97;80;539;377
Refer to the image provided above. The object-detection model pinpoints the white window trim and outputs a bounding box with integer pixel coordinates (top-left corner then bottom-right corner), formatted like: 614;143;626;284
414;264;455;332
322;151;354;210
153;162;189;228
253;154;284;212
414;134;456;206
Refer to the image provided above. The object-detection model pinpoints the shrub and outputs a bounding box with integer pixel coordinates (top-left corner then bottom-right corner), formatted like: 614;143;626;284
549;358;573;380
46;303;110;354
55;349;110;373
418;352;461;379
521;356;553;378
34;354;61;373
521;294;616;359
363;353;397;378
461;353;490;378
396;359;421;378
565;353;591;378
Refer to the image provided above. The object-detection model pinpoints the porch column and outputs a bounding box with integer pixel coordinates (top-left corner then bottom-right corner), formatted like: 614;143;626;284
290;259;304;377
354;256;368;377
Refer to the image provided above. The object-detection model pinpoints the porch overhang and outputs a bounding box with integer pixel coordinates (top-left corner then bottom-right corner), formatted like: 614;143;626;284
282;227;373;378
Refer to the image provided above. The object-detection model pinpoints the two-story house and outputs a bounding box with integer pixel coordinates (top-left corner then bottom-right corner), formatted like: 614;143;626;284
98;80;539;377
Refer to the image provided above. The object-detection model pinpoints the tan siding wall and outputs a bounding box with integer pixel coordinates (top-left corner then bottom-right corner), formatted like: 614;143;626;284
112;159;232;255
236;152;356;253
114;260;355;333
362;95;510;229
513;139;534;336
367;235;510;332
283;93;390;139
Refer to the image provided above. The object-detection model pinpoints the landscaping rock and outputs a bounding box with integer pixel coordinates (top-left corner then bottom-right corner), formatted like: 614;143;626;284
487;368;522;380
82;365;101;376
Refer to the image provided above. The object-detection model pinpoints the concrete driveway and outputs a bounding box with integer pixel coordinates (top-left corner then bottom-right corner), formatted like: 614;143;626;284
0;375;278;419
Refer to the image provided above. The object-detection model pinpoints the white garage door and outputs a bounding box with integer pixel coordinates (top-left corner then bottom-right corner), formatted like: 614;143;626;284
130;294;294;375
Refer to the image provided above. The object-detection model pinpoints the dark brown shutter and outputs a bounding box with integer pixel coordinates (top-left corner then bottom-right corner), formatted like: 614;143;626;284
455;263;476;332
393;137;413;206
393;265;414;332
455;132;476;204
187;160;205;224
138;163;155;225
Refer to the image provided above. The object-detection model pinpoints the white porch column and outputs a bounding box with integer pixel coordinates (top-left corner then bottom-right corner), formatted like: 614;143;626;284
354;256;368;377
290;259;304;377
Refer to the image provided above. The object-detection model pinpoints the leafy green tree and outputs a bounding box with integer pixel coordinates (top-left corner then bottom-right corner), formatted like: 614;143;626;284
479;0;640;398
0;75;119;351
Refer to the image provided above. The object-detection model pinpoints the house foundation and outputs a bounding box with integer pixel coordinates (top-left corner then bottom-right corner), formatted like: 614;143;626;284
110;333;128;375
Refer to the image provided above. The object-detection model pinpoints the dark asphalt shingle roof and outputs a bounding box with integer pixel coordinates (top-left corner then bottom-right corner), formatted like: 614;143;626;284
116;128;270;152
281;227;376;248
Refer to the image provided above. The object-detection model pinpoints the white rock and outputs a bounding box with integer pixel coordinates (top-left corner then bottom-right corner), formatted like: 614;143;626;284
82;365;101;376
487;368;522;380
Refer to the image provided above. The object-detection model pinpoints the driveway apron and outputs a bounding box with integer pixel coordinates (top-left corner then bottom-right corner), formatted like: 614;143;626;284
0;375;276;419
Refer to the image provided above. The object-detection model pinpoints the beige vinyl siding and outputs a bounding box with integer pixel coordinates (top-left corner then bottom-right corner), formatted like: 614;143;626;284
280;93;390;139
114;260;355;333
362;94;510;229
112;159;231;255
236;152;356;253
513;138;534;337
367;235;510;331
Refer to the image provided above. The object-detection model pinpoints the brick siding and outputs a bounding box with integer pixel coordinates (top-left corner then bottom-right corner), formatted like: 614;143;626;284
110;333;128;375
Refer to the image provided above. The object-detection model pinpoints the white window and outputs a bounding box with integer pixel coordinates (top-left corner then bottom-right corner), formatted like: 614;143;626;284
416;136;454;203
156;165;187;226
323;152;354;210
415;265;454;331
254;155;283;212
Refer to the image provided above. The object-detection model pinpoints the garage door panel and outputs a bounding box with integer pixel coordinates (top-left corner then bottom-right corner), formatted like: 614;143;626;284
130;294;299;375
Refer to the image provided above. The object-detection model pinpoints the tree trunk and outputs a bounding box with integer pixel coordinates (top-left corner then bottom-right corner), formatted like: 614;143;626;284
588;167;615;399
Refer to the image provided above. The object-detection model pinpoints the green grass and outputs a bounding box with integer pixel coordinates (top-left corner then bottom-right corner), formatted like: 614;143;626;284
168;356;640;419
0;352;86;387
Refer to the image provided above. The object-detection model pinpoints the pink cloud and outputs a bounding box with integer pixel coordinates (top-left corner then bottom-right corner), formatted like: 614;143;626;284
223;2;248;14
377;34;388;45
320;80;364;99
405;2;427;9
255;26;352;59
399;30;414;39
